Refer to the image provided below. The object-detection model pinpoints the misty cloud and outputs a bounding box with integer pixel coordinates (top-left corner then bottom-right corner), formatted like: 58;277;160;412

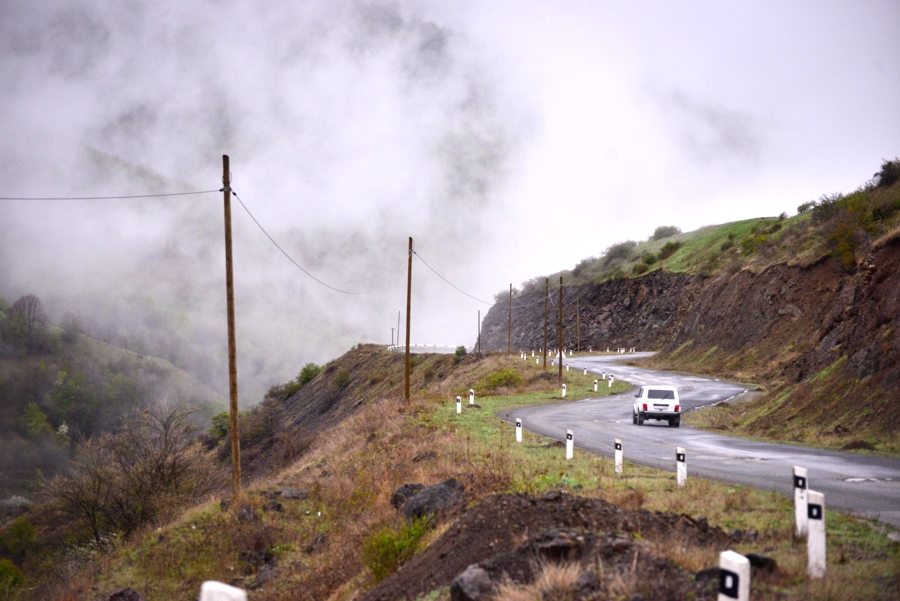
0;0;527;404
665;91;764;165
1;1;896;406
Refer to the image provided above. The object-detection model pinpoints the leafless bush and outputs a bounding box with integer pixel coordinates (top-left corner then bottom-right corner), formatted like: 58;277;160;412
43;404;222;546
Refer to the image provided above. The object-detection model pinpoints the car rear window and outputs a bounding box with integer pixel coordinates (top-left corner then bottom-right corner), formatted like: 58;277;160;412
647;389;675;399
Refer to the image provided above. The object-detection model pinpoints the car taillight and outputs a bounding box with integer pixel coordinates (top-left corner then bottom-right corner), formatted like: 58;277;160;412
675;405;680;412
642;403;647;411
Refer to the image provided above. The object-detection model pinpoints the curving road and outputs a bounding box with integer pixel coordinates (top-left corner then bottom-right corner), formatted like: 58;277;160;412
499;353;900;530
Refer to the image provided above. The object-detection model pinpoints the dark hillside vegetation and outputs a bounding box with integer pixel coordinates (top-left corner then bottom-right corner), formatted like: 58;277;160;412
0;293;225;500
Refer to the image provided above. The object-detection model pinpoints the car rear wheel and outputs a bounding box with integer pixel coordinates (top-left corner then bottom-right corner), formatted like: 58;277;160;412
632;412;638;424
669;418;680;428
637;412;644;425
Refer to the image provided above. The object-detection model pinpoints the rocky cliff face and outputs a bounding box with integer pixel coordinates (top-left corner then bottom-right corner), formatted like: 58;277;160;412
480;237;900;398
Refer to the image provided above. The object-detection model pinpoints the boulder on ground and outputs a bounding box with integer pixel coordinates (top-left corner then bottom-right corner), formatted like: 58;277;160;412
449;564;493;601
390;483;425;509
279;488;308;500
403;478;465;522
109;589;146;601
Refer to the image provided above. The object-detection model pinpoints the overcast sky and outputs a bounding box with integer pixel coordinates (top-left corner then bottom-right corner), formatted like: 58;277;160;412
1;1;898;401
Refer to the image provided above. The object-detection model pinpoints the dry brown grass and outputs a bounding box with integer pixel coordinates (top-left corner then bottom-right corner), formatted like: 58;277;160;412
492;562;585;601
647;531;719;573
244;392;474;600
873;224;900;249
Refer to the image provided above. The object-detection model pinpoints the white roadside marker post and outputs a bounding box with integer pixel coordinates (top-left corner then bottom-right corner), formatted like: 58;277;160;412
676;447;687;488
200;581;248;601
807;490;826;578
566;364;569;372
793;466;809;537
608;375;615;388
515;418;522;443
536;357;539;365
532;351;535;357
602;371;606;380
614;438;623;474
561;383;567;398
583;367;587;375
456;396;461;414
469;389;475;405
716;551;750;601
565;429;574;460
593;380;598;392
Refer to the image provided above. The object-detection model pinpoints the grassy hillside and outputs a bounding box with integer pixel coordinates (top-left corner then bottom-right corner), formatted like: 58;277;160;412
13;350;896;601
520;158;900;292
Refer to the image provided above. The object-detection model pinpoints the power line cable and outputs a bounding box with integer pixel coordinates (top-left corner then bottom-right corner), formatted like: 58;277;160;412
422;315;477;328
0;190;220;200
232;191;404;295
412;251;492;305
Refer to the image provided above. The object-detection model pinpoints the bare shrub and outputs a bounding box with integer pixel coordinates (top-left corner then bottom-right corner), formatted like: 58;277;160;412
600;241;637;269
43;404;221;546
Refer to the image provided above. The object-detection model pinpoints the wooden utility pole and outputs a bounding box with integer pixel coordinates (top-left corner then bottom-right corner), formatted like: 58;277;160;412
576;298;581;352
398;311;401;348
543;278;549;370
405;237;413;402
507;283;512;355
558;276;564;383
477;310;481;353
222;155;241;500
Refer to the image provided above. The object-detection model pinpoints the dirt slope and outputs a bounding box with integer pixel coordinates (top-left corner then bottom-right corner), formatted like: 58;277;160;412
362;491;733;601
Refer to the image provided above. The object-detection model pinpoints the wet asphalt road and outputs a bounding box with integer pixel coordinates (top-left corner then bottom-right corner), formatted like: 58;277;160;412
498;353;900;530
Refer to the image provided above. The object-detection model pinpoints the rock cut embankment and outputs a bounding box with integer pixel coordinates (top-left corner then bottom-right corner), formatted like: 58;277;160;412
480;240;900;433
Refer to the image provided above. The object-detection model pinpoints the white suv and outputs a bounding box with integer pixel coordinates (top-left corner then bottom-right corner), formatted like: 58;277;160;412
633;385;681;427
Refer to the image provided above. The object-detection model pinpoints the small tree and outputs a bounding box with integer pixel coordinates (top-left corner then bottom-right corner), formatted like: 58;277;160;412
20;402;53;439
874;158;900;188
8;295;47;335
297;363;323;386
3;294;50;355
0;558;26;597
651;225;681;240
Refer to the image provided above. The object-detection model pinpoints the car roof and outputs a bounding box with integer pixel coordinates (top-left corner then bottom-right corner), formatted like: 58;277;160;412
641;385;678;391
